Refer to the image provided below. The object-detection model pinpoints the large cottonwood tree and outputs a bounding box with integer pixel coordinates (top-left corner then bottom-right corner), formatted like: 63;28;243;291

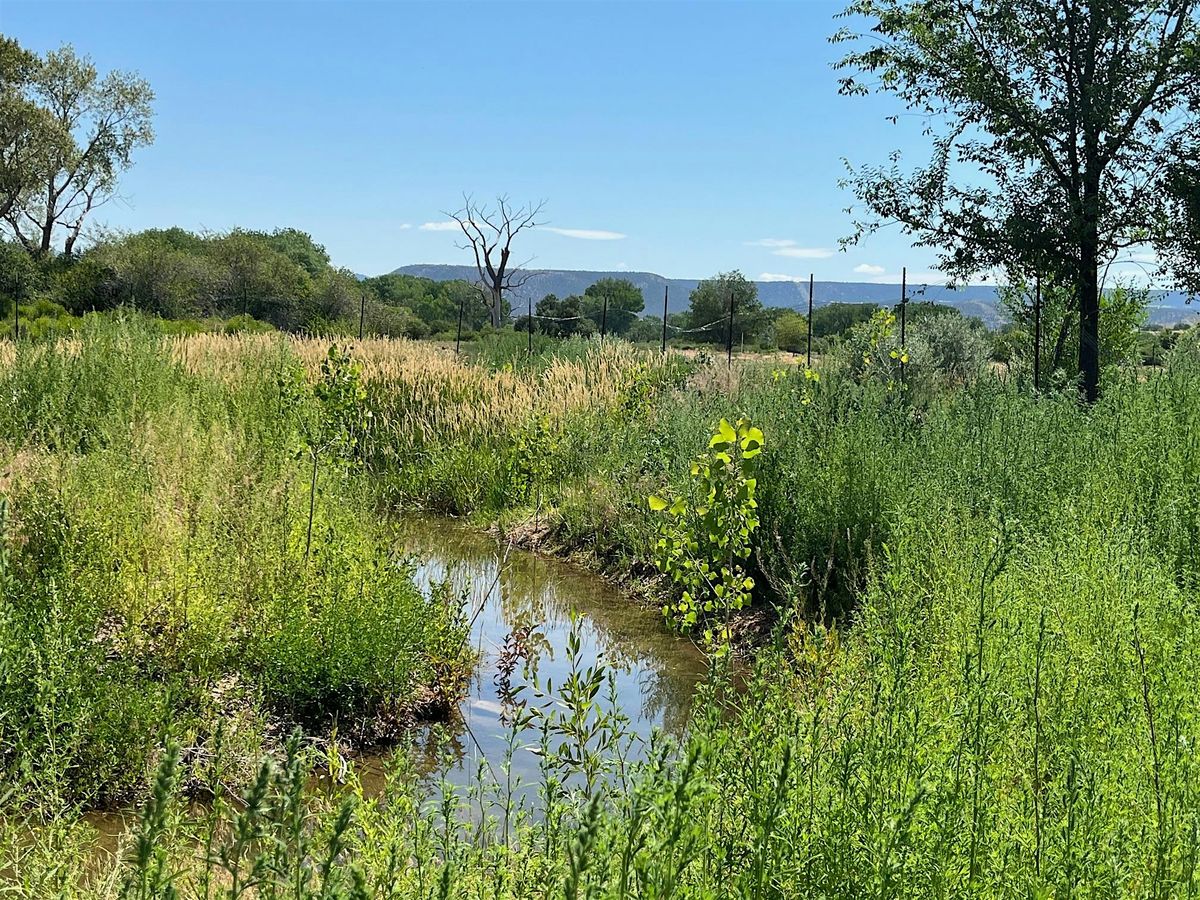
2;43;154;257
834;0;1200;400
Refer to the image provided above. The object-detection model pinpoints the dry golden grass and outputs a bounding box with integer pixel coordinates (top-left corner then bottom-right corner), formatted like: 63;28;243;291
168;332;664;442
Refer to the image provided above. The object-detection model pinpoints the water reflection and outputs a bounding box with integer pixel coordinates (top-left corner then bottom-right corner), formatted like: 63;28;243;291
384;517;709;787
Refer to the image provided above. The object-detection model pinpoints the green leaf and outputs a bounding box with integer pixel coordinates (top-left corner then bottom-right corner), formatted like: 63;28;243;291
648;494;668;511
710;418;737;448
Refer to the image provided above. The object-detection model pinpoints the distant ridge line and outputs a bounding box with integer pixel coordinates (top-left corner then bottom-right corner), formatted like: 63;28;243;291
384;264;1197;328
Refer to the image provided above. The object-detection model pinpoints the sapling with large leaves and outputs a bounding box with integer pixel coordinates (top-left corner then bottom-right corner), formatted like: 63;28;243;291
649;417;764;640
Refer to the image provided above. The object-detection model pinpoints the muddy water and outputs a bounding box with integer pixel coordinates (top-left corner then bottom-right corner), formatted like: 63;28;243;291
351;517;710;791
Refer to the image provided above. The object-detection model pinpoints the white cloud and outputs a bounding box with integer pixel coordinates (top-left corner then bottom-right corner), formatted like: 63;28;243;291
853;263;886;275
745;238;797;248
398;223;413;230
419;221;461;232
758;273;807;282
773;247;835;259
541;226;626;241
616;262;630;271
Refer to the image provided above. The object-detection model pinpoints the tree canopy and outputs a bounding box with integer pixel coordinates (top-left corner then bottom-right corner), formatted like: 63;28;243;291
581;278;645;336
834;0;1200;399
1;41;154;257
687;271;763;344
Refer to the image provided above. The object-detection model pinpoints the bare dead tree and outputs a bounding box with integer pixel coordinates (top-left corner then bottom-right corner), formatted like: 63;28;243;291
447;195;546;328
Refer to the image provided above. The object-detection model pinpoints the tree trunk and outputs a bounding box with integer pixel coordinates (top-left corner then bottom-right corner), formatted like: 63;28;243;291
489;284;503;329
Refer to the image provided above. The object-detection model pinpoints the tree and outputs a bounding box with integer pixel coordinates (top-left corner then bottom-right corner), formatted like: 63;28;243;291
534;293;590;337
0;38;65;225
834;0;1200;401
449;195;545;328
774;311;809;353
1000;277;1148;374
626;315;664;343
581;278;645;335
88;227;222;318
211;230;312;327
257;228;331;278
687;271;762;344
812;301;880;337
3;44;154;257
362;273;489;334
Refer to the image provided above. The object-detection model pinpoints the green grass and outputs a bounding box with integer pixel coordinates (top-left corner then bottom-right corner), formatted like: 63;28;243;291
5;318;1200;896
0;319;470;810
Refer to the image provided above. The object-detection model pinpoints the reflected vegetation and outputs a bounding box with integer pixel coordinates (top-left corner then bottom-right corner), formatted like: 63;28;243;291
361;516;710;790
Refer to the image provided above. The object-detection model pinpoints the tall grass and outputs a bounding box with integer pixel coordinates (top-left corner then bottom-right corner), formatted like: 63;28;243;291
4;319;1200;896
0;319;469;809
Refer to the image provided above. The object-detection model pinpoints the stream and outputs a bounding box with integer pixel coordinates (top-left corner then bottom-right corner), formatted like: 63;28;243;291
354;516;711;792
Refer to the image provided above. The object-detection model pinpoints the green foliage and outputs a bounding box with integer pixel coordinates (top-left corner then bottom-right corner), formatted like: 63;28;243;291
9;324;1200;896
686;271;763;344
1000;278;1149;380
531;292;593;338
834;0;1200;398
624;315;664;344
811;300;879;337
649;417;762;635
582;277;645;335
2;43;154;256
0;321;469;809
362;273;489;336
773;310;808;352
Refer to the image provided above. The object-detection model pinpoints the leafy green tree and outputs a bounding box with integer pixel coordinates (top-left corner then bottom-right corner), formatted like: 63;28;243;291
211;230;312;327
687;271;762;344
88;228;223;318
581;278;644;336
257;228;331;278
811;302;879;338
1000;278;1148;375
0;38;66;225
308;268;361;329
774;311;809;353
625;315;664;344
534;293;591;337
2;44;154;257
835;0;1200;401
0;239;43;314
362;274;489;334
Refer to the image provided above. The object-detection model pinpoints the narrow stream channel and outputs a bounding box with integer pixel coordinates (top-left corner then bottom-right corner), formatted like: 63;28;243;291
354;516;711;791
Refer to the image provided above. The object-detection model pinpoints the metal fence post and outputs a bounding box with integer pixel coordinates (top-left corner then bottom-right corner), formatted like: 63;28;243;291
806;272;814;367
899;266;907;386
455;293;464;355
726;288;735;367
661;285;669;353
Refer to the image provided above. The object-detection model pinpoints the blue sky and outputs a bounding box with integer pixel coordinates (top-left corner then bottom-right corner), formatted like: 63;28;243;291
4;0;956;282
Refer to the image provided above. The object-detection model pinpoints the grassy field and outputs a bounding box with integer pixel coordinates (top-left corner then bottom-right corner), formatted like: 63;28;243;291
4;318;1200;897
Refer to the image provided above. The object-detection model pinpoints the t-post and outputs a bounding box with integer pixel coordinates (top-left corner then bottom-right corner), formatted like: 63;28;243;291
806;273;814;367
661;285;669;353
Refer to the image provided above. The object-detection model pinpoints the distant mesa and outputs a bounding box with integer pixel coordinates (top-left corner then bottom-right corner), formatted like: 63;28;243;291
388;264;1197;328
